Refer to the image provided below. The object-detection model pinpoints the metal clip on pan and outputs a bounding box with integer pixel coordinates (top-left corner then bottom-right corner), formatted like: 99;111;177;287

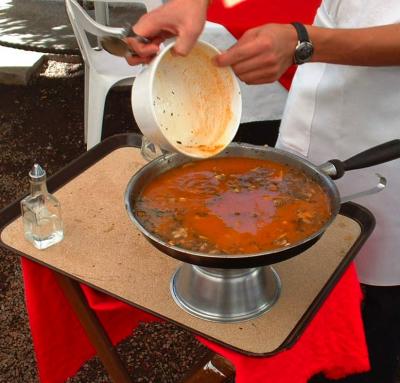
318;140;400;203
340;173;387;203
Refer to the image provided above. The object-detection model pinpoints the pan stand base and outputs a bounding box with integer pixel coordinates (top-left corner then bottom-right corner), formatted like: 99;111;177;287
170;264;281;323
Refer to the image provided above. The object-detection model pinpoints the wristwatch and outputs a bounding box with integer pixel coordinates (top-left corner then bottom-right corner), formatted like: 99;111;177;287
291;22;314;65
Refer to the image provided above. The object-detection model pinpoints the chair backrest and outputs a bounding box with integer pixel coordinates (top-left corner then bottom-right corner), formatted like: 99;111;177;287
65;0;162;68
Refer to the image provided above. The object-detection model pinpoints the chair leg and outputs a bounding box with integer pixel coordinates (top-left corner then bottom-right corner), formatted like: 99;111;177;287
94;2;110;47
86;72;112;150
84;65;90;144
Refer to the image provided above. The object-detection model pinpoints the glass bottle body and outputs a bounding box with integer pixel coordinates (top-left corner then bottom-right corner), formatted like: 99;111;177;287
21;178;64;250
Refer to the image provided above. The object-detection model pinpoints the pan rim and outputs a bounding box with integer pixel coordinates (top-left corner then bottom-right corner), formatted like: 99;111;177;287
124;142;341;264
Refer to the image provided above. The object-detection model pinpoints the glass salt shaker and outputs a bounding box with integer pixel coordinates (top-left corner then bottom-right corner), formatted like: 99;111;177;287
20;164;64;250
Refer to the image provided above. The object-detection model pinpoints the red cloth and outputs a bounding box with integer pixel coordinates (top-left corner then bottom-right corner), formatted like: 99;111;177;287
21;259;370;382
21;260;160;383
198;265;370;382
207;0;322;90
20;1;370;382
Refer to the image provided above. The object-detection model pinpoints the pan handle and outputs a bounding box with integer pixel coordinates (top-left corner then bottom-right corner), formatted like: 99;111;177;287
340;173;387;204
319;139;400;180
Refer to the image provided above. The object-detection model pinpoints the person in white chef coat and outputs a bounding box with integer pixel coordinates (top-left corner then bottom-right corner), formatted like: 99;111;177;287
126;1;400;381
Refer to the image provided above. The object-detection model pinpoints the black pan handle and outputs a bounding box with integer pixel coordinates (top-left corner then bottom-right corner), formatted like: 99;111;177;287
327;139;400;180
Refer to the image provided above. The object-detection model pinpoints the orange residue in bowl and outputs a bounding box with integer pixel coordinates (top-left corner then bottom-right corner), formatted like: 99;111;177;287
152;45;239;157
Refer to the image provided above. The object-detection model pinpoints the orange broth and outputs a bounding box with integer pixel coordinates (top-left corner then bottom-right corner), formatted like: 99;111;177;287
134;157;331;254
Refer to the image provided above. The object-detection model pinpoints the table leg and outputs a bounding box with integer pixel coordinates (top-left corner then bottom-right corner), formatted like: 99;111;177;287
53;271;132;383
53;271;235;382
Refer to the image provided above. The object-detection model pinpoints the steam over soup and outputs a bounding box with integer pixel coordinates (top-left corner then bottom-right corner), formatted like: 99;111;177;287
134;157;331;255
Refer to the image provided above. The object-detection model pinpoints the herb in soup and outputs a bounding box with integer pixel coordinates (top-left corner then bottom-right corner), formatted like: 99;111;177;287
134;157;331;255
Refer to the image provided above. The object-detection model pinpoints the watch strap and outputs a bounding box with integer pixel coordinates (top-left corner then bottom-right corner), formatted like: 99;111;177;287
291;22;310;43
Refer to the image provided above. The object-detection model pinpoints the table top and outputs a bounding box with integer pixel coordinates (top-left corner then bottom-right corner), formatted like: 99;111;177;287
0;133;375;356
0;1;144;54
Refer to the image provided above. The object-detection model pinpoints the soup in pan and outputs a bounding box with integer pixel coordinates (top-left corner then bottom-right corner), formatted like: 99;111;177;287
134;157;331;255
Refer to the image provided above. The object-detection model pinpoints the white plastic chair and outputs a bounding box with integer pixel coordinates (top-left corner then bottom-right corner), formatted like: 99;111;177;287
65;0;162;150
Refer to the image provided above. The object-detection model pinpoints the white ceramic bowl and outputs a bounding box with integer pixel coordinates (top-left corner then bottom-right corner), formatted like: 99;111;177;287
131;40;242;158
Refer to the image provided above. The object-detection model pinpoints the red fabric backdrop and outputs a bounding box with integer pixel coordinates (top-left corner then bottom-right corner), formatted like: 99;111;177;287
20;1;370;382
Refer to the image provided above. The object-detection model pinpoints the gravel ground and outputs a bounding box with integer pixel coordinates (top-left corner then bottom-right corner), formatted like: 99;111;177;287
67;322;211;383
0;58;86;383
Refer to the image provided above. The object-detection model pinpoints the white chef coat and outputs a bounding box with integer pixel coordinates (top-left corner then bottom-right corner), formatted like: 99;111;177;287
276;0;400;286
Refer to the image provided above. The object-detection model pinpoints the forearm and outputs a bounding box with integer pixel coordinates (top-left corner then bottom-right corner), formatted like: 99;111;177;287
308;24;400;66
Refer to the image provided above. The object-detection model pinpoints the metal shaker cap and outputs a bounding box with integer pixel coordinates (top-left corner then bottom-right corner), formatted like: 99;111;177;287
29;163;46;181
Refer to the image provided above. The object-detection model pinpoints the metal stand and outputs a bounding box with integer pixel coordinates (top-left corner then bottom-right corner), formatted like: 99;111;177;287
171;264;281;323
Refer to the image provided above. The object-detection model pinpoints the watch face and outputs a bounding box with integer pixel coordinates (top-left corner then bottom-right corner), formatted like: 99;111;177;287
295;41;314;64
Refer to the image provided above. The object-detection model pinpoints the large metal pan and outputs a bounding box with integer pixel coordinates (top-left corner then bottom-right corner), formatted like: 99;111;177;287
125;139;400;268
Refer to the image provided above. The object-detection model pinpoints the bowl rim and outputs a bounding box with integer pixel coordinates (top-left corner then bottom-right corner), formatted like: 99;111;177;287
145;39;242;158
